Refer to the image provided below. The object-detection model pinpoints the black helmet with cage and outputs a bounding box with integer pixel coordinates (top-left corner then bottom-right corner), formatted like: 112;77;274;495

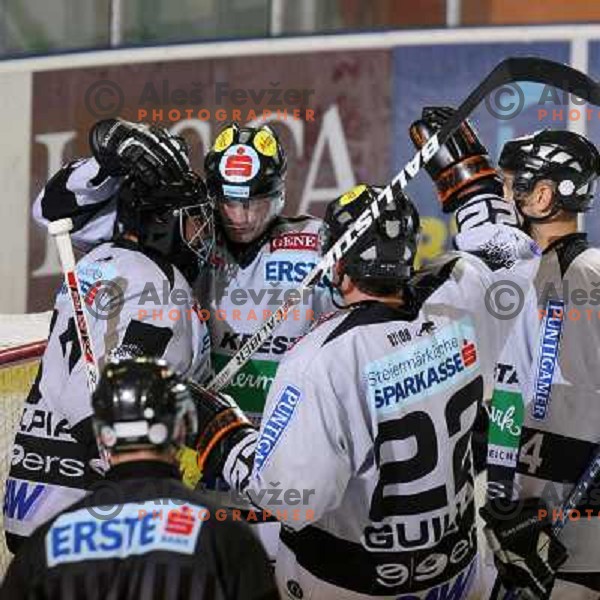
204;122;287;220
499;129;600;218
115;172;214;276
322;184;420;295
92;357;197;455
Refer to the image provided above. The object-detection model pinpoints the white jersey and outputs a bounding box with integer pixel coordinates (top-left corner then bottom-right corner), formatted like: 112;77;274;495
29;156;334;560
198;218;335;423
4;240;210;550
222;222;540;599
487;232;600;598
32;157;335;419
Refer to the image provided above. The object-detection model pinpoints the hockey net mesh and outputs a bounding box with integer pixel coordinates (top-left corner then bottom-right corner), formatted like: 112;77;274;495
0;312;51;578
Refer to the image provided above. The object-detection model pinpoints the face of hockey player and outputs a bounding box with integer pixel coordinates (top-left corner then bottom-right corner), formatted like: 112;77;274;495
218;194;278;244
502;169;555;220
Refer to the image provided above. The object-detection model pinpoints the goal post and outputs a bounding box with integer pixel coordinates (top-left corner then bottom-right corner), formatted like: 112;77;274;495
0;312;51;578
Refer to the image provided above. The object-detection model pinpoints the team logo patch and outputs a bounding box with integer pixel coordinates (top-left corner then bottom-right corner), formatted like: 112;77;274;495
339;184;367;206
253;129;278;157
270;233;319;252
254;385;302;473
46;500;204;567
219;144;260;183
532;299;564;421
286;580;304;599
213;126;235;152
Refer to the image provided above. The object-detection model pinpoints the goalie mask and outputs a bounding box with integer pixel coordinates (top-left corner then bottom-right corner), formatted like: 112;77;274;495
92;357;197;454
204;123;287;243
499;129;600;220
322;184;420;292
116;172;214;276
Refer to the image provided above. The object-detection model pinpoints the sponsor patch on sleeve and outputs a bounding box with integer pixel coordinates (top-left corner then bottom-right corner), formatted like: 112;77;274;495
531;299;564;421
254;384;302;473
46;499;204;567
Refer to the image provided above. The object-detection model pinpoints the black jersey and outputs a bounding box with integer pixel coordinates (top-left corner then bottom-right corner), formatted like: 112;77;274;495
1;460;278;600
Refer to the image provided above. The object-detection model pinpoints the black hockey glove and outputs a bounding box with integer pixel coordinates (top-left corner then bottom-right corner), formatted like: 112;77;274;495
480;497;568;599
89;118;190;187
409;106;503;212
179;382;256;486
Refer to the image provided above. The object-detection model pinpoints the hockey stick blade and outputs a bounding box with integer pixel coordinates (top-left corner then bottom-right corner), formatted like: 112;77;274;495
208;57;600;392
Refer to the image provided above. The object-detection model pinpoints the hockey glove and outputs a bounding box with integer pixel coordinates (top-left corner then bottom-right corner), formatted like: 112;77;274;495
409;106;503;212
480;497;568;599
89;118;190;187
186;382;256;484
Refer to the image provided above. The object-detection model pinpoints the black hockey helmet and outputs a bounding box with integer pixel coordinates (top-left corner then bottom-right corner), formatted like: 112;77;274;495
116;171;214;268
322;184;420;290
499;129;600;214
92;357;197;454
204;122;287;211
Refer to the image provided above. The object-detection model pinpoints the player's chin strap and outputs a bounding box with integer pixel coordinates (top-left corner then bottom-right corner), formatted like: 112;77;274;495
513;194;561;227
321;268;347;310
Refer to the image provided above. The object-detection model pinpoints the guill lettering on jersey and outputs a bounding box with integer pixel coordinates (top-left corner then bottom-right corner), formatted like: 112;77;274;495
532;299;564;421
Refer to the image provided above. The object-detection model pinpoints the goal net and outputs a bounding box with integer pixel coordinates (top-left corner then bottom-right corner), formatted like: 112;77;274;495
0;312;51;578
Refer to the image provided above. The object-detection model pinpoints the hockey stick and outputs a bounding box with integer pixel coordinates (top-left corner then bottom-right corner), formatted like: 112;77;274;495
48;218;99;391
490;445;600;600
552;445;600;535
208;57;600;392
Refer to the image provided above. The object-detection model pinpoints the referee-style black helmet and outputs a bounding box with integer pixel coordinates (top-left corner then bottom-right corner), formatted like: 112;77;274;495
92;357;197;454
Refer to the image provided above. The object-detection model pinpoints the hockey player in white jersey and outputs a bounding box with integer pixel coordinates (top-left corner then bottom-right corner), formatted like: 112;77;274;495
181;116;551;600
483;128;600;599
32;120;334;422
28;118;333;558
201;122;333;423
4;120;213;552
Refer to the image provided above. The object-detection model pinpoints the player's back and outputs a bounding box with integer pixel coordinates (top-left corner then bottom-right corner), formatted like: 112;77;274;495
515;236;600;588
267;265;495;598
4;240;210;551
1;461;277;600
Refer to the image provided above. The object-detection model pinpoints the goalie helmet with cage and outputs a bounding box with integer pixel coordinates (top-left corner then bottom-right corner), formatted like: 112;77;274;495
499;129;600;215
322;184;420;293
92;357;198;454
116;172;214;267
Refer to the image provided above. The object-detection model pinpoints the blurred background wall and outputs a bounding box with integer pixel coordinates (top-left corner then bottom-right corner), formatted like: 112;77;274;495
3;0;600;55
2;1;600;313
